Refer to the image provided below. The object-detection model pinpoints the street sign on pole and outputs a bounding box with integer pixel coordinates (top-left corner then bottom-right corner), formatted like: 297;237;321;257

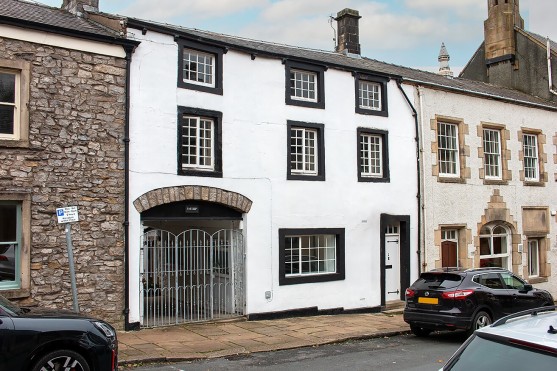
56;206;80;313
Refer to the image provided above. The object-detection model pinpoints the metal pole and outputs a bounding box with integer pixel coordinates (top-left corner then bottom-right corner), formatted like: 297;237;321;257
65;223;79;313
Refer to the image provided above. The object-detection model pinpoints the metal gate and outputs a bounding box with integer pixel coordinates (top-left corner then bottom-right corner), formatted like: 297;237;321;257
140;229;245;328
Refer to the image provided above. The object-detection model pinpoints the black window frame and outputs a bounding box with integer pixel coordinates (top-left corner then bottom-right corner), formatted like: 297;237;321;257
279;228;345;286
177;106;223;178
357;127;390;182
287;120;325;181
285;60;326;109
177;38;224;95
354;73;389;117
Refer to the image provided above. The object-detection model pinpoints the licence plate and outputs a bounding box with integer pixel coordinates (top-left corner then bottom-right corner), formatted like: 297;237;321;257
418;297;438;304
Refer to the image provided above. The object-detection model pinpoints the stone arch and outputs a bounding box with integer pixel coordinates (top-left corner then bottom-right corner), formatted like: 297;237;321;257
475;189;520;272
133;186;252;214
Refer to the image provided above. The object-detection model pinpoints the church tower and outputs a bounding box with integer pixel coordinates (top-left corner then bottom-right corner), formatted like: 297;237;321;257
484;0;524;63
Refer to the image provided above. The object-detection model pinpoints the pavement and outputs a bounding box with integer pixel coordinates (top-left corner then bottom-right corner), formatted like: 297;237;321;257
117;310;410;368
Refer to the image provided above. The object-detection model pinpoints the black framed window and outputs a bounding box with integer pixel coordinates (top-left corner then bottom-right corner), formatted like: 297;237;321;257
285;60;325;109
177;106;222;178
355;73;388;116
279;228;345;285
287;120;325;181
177;39;224;95
357;128;389;182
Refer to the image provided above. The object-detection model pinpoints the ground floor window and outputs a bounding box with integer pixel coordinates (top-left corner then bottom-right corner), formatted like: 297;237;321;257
0;201;21;289
479;223;510;269
528;238;541;278
279;228;345;285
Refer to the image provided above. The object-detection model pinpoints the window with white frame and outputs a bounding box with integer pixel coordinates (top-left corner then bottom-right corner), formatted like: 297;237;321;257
290;69;317;102
181;116;214;169
178;106;222;177
177;39;223;95
285;61;325;109
0;202;21;289
479;223;510;269
528;239;540;277
287;121;324;181
0;69;19;140
483;128;502;179
438;122;460;176
360;133;382;177
359;80;381;111
523;133;539;181
279;228;345;285
357;128;389;182
182;48;215;87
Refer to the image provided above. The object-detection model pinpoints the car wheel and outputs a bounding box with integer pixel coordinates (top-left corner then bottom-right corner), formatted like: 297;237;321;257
31;349;90;371
467;310;492;337
410;325;432;337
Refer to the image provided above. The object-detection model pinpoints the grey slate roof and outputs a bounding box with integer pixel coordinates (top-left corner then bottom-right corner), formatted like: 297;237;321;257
0;0;122;39
128;17;557;111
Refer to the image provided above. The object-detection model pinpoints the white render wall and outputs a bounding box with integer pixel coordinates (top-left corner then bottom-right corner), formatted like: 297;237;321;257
126;29;419;323
416;86;557;297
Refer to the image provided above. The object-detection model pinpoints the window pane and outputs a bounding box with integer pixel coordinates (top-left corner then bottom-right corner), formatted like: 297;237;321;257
360;134;382;177
183;49;214;86
483;129;501;178
181;116;214;170
290;70;317;102
438;122;459;175
284;234;336;276
523;134;539;181
359;81;381;110
528;240;539;276
0;73;15;103
0;205;17;242
0;105;14;135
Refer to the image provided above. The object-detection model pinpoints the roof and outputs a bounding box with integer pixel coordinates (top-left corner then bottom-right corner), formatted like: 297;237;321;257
0;0;133;45
126;17;557;111
524;29;557;53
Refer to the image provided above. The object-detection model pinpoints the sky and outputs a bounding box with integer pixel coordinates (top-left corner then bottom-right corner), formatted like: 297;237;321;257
32;0;557;74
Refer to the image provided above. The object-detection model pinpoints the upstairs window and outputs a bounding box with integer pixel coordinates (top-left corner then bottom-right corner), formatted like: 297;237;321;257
357;128;389;182
438;122;460;177
285;61;325;109
287;121;325;181
354;73;388;116
178;106;222;178
177;39;223;95
522;133;539;181
0;70;18;140
483;128;502;179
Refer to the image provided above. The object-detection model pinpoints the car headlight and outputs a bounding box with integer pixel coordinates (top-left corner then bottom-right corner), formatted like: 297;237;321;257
93;321;116;338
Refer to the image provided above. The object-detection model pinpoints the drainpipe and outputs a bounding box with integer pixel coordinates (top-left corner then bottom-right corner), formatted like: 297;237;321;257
123;44;135;331
547;38;557;96
396;79;423;275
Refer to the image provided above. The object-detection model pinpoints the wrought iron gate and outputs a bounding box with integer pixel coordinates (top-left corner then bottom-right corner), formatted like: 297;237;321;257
140;229;245;328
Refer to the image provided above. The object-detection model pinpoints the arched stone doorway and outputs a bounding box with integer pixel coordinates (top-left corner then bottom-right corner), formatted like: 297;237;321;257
133;186;252;327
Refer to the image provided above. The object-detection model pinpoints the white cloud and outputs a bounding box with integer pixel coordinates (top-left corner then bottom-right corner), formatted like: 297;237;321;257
120;0;268;21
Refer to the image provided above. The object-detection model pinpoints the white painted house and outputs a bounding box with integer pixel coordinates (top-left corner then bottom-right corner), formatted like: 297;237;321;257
124;10;420;328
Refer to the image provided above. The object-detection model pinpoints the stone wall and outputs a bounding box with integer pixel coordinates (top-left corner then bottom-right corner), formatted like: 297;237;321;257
0;36;127;327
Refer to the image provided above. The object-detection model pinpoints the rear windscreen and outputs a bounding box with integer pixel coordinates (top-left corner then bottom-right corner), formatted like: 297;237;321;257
413;273;462;289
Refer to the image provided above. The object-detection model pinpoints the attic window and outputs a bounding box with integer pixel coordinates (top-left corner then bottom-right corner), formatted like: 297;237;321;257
177;39;223;95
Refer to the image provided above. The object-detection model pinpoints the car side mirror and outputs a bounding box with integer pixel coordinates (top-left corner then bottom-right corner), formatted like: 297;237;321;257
521;284;533;292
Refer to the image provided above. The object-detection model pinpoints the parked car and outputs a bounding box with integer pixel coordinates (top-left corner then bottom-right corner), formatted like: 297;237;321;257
440;306;557;370
0;293;118;371
403;267;554;337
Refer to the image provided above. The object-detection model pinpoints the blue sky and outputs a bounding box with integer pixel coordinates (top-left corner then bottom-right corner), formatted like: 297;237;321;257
32;0;557;74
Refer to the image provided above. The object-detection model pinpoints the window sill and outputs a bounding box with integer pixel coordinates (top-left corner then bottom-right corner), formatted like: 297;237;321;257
355;107;388;117
0;139;30;148
523;180;545;187
482;179;508;186
1;288;31;299
287;173;325;181
437;176;466;184
179;169;223;178
528;277;548;284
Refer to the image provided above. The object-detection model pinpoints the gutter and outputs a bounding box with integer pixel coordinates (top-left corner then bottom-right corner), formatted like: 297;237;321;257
395;79;422;275
547;38;557;97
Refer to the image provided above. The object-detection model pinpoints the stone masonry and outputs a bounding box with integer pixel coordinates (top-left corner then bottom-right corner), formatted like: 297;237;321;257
0;36;127;327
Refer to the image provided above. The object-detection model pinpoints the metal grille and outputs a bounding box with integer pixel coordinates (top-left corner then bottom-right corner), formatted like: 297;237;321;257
140;229;244;328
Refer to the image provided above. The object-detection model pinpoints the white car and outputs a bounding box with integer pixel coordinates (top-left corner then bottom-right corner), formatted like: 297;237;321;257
441;306;557;370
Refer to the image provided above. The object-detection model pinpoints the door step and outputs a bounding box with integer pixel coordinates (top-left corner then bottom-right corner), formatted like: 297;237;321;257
383;300;405;314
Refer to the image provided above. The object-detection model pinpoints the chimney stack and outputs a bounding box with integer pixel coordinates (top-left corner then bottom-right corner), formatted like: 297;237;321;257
484;0;523;63
62;0;99;15
335;8;361;55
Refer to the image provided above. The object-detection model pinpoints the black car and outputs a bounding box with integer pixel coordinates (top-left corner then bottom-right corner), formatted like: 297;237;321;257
403;267;554;337
0;294;118;371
